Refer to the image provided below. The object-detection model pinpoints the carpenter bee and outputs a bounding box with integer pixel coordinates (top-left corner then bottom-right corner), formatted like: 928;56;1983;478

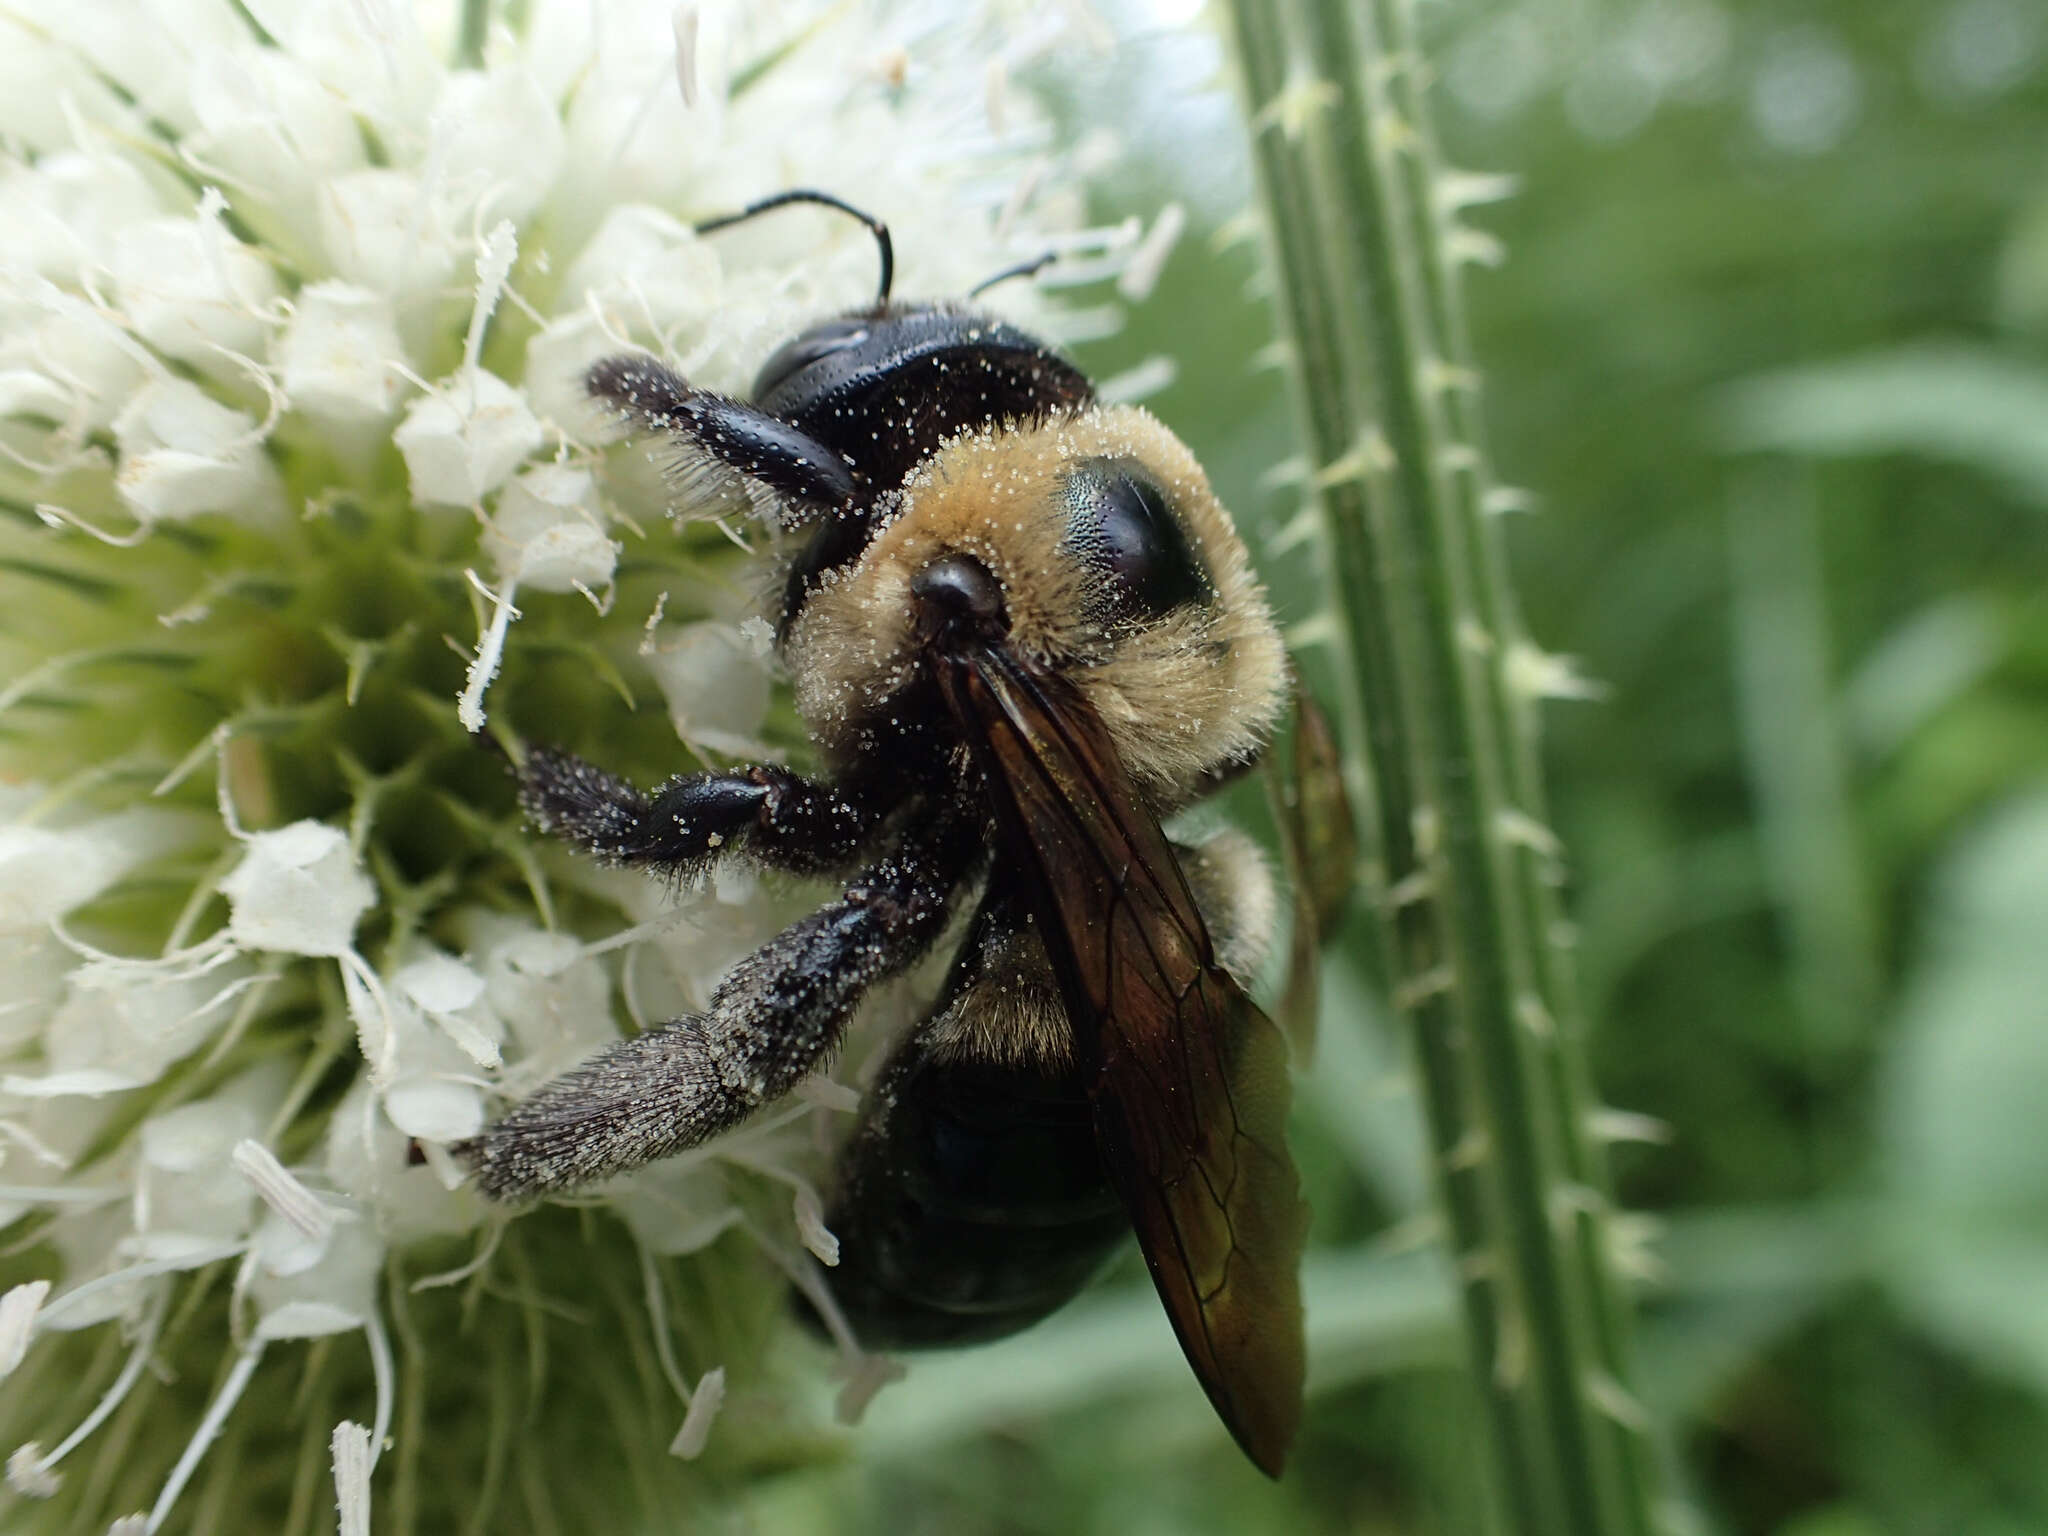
465;191;1322;1477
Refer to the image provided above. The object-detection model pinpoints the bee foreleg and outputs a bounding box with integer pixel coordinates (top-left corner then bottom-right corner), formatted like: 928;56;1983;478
587;355;856;517
466;830;966;1200
517;745;870;876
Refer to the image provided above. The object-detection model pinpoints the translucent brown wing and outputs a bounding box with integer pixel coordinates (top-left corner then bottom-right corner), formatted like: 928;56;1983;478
936;643;1308;1477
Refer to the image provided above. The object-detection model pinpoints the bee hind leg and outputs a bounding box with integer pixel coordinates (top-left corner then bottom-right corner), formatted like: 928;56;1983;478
464;822;971;1201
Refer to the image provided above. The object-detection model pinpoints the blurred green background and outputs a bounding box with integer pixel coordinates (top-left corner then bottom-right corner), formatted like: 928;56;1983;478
737;1;2048;1532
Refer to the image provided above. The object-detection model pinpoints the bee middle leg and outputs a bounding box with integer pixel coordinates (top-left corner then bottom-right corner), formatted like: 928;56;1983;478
467;824;972;1201
516;744;871;877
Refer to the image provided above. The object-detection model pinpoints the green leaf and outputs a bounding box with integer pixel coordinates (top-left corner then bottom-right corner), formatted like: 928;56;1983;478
1875;791;2048;1396
1721;344;2048;506
1881;790;2048;1214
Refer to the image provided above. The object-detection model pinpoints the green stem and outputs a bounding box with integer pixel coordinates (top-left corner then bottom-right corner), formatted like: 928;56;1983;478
1224;2;1668;1532
454;0;489;70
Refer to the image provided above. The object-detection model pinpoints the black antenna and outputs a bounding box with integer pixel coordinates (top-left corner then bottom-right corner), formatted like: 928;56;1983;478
969;249;1058;298
694;189;894;306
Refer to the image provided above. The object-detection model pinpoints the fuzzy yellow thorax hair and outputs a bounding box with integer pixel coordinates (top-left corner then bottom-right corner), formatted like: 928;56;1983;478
784;404;1288;808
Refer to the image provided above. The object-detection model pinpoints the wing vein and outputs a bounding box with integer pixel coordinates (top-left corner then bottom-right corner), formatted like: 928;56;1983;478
933;642;1308;1476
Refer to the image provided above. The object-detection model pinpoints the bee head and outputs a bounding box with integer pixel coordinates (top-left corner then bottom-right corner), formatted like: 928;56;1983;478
784;405;1288;805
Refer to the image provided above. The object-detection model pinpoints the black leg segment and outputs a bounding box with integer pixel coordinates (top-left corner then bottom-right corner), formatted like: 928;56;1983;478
518;745;871;876
586;354;858;516
467;827;972;1200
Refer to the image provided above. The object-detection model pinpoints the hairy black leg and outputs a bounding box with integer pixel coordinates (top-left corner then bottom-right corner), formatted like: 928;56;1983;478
518;745;871;876
587;355;857;516
465;828;972;1201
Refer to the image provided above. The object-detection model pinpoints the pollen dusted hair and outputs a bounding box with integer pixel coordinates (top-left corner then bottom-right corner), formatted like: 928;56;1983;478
784;404;1289;808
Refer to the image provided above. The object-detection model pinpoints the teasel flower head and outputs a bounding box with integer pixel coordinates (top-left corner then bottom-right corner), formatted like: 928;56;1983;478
0;1;1153;1528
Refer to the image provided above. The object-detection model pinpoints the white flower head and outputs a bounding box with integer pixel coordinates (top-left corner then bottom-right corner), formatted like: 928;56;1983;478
0;0;1163;1527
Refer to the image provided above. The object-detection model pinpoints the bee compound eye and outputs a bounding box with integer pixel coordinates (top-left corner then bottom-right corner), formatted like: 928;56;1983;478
1062;457;1211;620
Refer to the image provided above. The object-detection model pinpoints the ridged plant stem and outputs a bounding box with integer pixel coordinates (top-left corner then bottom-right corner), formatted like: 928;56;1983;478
1224;2;1667;1532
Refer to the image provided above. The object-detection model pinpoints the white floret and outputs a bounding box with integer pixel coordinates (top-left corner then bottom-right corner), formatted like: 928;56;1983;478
220;821;376;960
394;368;546;506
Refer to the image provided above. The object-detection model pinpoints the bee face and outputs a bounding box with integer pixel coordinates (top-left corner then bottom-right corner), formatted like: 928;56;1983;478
785;404;1288;803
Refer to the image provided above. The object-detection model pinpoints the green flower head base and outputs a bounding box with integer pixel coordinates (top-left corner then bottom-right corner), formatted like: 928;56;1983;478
0;1;1160;1529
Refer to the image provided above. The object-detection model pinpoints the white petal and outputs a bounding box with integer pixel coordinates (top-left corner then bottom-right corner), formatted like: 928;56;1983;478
395;952;485;1014
44;960;249;1090
0;1068;142;1098
0;809;189;936
191;45;366;176
137;1097;262;1245
486;464;617;592
394;369;545;507
11;303;151;435
220;822;375;959
0;21;141;153
112;378;286;525
321;1079;482;1243
467;918;615;1060
394;951;502;1068
186;44;366;258
255;1301;363;1340
0;366;71;422
274;282;410;424
39;1249;237;1333
559;204;720;336
0;152;161;280
551;20;697;249
643;620;772;750
0;931;73;1053
0;1279;51;1378
248;1211;381;1330
668;1367;725;1459
244;0;441;128
109;214;280;371
430;67;565;227
382;1077;484;1142
140;1099;255;1175
523;312;619;432
27;0;245;133
317;169;463;301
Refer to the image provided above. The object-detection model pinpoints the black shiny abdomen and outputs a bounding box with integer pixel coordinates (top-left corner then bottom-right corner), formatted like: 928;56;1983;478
812;1039;1128;1349
758;303;1093;631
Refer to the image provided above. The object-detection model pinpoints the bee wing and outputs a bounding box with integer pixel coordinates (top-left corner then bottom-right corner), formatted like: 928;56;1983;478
937;643;1308;1477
